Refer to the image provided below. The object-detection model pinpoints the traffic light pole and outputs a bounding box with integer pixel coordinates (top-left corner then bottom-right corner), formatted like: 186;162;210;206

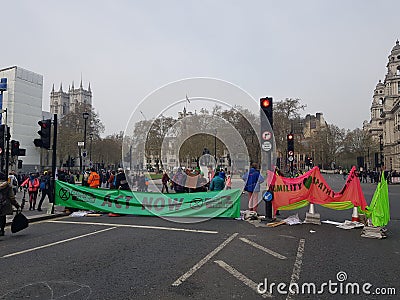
5;126;10;176
51;114;57;214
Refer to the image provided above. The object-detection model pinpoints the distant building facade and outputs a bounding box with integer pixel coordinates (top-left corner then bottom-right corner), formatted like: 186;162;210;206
364;40;400;172
50;80;92;119
0;66;43;173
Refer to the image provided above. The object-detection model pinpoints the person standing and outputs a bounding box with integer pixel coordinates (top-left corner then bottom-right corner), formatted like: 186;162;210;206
161;171;170;193
225;171;232;190
108;170;116;189
37;171;52;212
87;168;100;188
210;172;225;191
8;171;19;195
0;172;21;236
242;163;264;212
21;173;40;210
115;168;130;190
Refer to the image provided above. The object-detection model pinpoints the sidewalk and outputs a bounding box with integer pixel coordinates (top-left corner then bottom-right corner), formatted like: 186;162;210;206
5;189;66;226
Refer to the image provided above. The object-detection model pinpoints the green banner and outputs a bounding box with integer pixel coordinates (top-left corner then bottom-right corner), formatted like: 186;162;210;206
55;181;241;218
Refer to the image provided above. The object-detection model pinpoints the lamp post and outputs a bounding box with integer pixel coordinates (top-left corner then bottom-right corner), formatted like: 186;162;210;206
214;129;217;164
379;134;384;169
89;133;93;162
82;112;90;148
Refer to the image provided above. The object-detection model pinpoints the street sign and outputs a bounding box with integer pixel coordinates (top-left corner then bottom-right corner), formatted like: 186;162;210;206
77;141;84;147
263;191;273;201
262;131;272;141
261;141;272;152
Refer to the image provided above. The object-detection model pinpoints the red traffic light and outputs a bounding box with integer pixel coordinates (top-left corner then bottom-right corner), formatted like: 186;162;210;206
261;98;271;108
287;133;294;140
38;120;48;129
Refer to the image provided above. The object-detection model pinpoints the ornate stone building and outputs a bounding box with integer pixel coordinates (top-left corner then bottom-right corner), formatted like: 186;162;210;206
50;79;92;118
364;40;400;171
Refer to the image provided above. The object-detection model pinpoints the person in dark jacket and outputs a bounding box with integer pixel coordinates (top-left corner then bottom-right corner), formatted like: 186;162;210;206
0;172;20;236
37;171;52;211
115;168;130;190
242;163;264;212
161;171;170;193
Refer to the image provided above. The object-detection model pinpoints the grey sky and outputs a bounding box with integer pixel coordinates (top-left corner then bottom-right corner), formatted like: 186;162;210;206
2;0;399;136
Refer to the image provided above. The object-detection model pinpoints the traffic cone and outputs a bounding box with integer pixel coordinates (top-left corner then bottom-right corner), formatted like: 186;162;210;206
351;207;360;222
304;203;321;225
108;213;121;217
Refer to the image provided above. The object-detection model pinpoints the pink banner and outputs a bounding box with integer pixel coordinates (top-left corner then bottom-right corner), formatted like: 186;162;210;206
269;166;367;210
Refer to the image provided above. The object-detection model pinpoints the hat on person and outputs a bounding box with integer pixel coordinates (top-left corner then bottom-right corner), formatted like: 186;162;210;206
118;168;123;173
44;171;48;175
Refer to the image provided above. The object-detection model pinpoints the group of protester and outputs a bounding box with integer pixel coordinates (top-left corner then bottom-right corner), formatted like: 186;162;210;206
160;167;232;194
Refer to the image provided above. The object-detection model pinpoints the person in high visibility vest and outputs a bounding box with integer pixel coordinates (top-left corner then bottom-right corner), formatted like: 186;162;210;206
87;168;100;188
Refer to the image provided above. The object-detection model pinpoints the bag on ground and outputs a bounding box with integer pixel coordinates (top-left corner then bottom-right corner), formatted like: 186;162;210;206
11;212;29;233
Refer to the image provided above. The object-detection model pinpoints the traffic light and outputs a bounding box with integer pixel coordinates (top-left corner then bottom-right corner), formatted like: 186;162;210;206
11;140;20;156
33;119;51;149
287;133;294;151
260;97;273;128
0;125;5;154
287;133;294;162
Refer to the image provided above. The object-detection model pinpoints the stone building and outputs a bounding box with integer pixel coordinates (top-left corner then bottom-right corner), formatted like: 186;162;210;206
50;80;92;118
364;40;400;171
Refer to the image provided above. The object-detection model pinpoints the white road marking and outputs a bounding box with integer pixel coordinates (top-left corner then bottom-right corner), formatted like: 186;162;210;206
48;220;218;234
278;234;296;239
1;227;116;258
171;233;238;287
214;260;272;298
286;238;306;300
239;237;287;260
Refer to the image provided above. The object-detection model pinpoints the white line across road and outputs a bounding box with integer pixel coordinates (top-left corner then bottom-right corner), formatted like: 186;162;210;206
214;260;272;299
171;232;238;287
48;220;218;234
239;237;287;260
286;238;306;300
1;227;116;259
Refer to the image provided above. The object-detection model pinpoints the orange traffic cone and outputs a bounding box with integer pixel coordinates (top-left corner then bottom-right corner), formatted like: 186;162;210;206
351;207;360;222
108;213;121;217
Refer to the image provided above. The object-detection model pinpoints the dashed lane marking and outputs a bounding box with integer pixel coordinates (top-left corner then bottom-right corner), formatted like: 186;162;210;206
286;238;306;300
47;220;218;234
239;237;287;260
1;227;116;258
214;260;272;298
172;233;238;287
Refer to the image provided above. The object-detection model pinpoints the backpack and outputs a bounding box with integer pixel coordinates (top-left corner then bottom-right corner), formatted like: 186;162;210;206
40;176;50;190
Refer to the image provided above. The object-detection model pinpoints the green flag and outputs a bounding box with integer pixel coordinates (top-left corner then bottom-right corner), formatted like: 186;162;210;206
364;172;390;227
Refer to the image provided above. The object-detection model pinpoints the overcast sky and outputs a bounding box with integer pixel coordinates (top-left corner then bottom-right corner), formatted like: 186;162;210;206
2;0;399;136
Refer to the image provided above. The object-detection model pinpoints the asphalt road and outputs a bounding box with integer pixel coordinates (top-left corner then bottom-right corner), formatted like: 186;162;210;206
0;174;398;300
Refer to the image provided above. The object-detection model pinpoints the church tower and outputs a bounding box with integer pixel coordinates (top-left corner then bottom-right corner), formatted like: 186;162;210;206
50;79;92;119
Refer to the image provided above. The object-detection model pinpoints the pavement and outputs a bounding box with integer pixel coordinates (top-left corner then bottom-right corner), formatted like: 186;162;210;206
5;189;67;226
